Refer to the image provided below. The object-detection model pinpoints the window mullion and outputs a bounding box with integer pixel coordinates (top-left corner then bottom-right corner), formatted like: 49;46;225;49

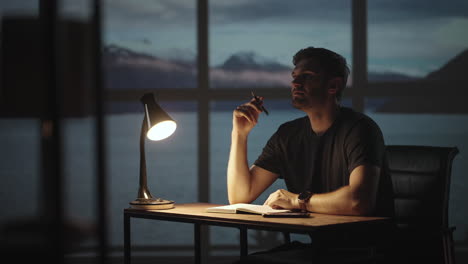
352;0;367;112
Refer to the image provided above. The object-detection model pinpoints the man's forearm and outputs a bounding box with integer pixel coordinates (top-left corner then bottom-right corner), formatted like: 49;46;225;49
227;132;252;204
306;165;378;216
307;186;372;216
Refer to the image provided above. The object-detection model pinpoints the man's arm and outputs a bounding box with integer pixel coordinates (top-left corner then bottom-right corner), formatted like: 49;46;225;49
264;164;380;216
227;98;278;204
227;149;278;204
305;164;380;215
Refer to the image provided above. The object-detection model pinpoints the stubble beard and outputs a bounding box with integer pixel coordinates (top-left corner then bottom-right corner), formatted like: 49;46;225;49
291;91;328;110
291;97;309;110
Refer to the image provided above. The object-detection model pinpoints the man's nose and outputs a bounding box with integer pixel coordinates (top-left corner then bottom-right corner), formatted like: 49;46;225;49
291;78;302;88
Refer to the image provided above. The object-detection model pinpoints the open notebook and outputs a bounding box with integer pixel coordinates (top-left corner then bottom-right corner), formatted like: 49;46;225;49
206;203;310;217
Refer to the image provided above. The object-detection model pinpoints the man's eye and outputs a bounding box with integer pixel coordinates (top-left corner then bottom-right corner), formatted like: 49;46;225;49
296;74;310;80
301;73;315;78
301;73;319;80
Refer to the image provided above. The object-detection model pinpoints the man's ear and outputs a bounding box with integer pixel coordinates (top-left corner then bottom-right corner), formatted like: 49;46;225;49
327;77;343;95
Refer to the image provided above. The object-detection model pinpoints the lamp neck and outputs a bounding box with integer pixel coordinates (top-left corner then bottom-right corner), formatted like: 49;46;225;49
138;114;153;199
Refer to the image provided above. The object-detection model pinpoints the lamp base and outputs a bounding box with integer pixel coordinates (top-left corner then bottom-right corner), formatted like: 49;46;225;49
130;198;175;210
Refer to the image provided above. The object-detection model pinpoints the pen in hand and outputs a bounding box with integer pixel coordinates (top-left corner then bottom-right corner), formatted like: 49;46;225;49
251;91;269;115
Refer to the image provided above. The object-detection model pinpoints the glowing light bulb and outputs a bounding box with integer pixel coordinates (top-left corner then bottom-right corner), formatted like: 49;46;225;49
147;120;176;141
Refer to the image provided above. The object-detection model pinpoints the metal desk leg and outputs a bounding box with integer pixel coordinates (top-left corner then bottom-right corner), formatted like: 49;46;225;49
124;213;131;264
194;224;210;264
240;227;248;257
194;223;201;264
282;232;291;244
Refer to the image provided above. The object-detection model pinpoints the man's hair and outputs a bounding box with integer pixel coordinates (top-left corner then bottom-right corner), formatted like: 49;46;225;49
293;47;350;101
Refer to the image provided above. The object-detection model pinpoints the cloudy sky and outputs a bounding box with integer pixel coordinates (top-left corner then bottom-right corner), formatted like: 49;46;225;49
2;0;468;77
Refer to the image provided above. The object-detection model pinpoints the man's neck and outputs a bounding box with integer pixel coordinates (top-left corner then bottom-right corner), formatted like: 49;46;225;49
304;102;341;135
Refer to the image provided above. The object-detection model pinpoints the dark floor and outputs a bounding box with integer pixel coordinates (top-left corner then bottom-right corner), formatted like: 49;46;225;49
64;250;468;264
61;243;468;264
65;256;239;264
456;249;468;264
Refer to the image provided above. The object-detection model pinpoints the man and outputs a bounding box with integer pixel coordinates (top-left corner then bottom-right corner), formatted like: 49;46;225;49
227;47;394;261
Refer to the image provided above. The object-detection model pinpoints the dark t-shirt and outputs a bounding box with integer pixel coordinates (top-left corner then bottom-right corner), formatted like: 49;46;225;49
254;107;394;217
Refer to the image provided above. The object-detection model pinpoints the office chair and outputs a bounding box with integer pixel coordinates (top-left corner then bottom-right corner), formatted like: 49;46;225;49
310;145;460;264
384;145;459;264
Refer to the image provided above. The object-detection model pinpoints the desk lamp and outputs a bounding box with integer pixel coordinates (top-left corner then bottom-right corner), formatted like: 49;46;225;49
129;93;177;210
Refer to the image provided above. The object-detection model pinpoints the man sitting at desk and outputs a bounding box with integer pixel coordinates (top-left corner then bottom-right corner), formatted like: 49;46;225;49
227;47;394;261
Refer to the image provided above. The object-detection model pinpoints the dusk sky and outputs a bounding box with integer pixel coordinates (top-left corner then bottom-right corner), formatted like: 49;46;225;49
2;0;468;77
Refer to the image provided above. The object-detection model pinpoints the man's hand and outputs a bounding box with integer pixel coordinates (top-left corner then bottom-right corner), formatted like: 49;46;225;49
232;97;264;136
263;189;300;210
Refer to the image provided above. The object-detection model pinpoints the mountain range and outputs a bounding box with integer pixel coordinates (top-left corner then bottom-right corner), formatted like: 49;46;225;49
104;45;468;113
375;49;468;113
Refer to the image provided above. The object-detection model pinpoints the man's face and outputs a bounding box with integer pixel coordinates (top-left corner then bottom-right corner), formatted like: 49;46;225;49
290;58;327;109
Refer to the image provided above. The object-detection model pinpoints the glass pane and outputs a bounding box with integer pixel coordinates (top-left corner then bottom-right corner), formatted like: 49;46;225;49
60;0;91;19
62;117;97;254
1;0;90;18
368;0;468;81
209;0;351;89
1;1;38;16
0;0;41;222
0;119;44;256
364;102;468;243
103;0;197;89
0;119;41;220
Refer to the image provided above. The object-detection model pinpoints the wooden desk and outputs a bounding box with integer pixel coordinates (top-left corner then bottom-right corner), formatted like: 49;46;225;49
124;203;390;264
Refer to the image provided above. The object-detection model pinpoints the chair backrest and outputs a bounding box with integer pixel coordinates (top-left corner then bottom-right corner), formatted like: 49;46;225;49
385;145;459;230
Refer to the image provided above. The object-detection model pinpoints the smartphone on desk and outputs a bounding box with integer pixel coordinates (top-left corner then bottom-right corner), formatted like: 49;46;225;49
263;211;311;218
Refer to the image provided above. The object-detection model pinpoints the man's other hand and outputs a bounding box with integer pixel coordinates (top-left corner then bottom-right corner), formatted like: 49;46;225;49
263;189;300;210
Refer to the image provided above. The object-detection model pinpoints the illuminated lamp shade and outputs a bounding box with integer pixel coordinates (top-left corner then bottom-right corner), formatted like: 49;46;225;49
147;120;177;141
129;93;177;210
